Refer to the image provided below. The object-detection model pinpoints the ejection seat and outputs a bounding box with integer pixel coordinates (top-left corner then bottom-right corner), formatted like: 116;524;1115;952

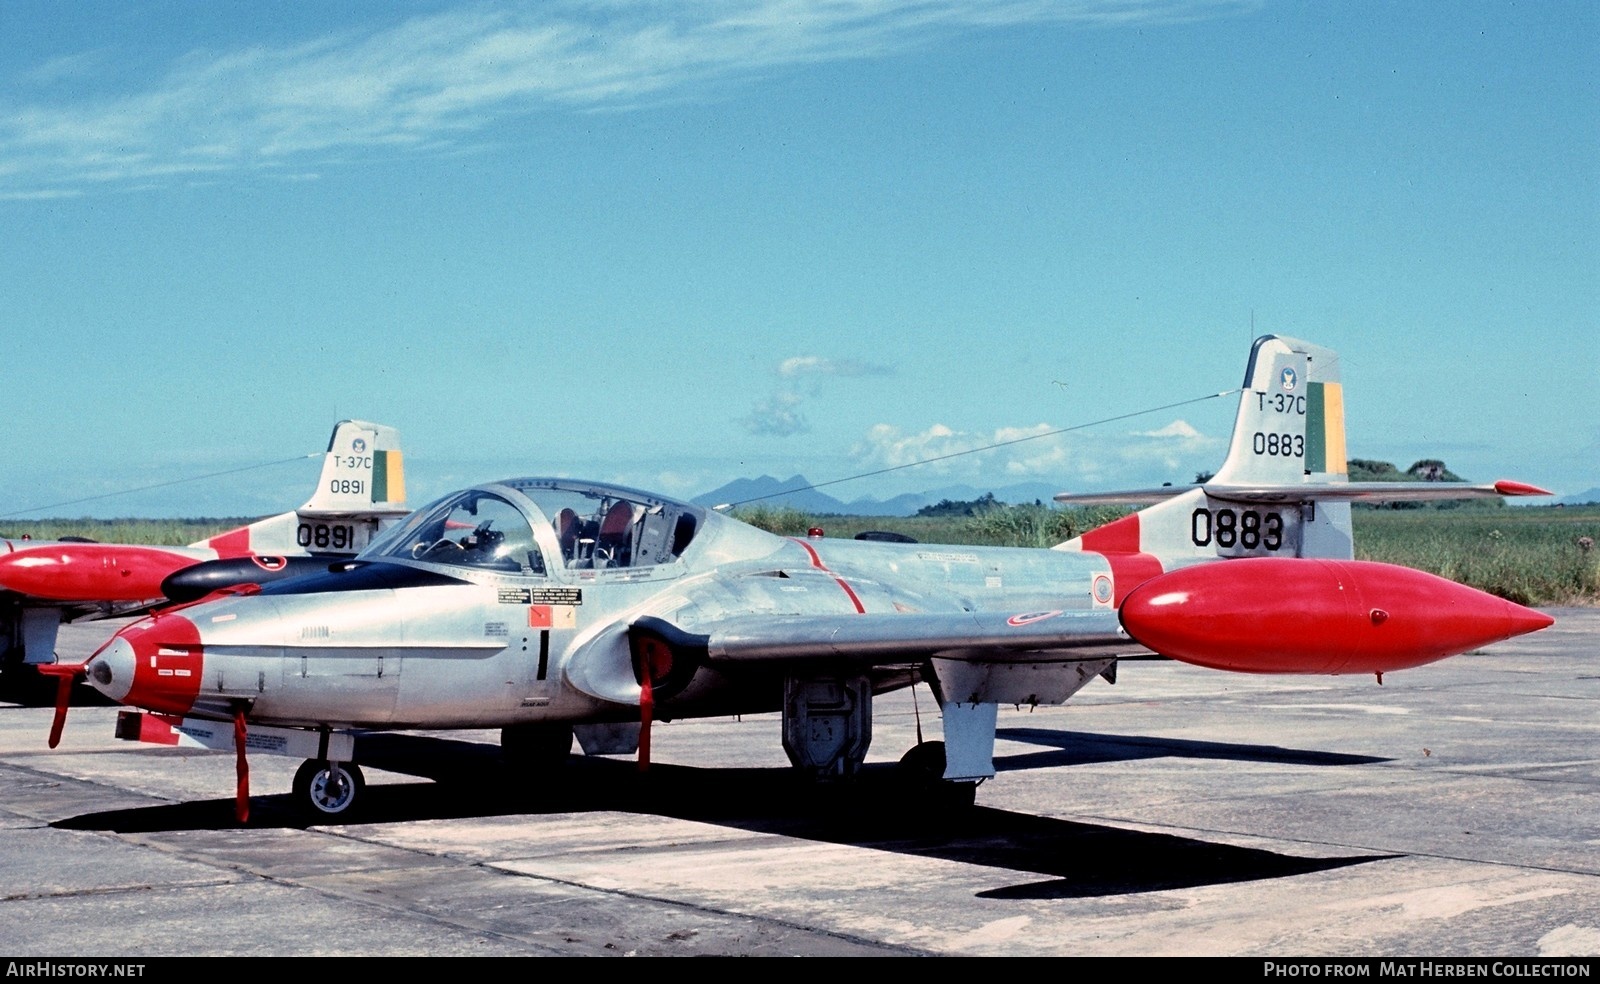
554;508;580;566
594;500;640;567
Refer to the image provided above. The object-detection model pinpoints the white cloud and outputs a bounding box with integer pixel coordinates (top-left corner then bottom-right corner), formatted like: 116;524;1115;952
1137;419;1202;439
777;355;891;378
850;417;1225;486
0;0;1259;195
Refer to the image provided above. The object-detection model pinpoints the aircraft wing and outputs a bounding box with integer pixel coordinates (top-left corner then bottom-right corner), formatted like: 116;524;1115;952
611;609;1141;709
707;609;1134;663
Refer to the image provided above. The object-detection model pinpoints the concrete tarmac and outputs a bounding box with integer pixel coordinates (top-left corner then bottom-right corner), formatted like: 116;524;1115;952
2;610;1598;957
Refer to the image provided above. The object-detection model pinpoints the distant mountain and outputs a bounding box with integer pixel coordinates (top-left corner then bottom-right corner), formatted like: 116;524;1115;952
692;476;853;515
1558;488;1600;507
692;475;1069;517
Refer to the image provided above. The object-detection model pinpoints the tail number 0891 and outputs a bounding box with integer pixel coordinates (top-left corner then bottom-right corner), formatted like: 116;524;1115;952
297;523;358;551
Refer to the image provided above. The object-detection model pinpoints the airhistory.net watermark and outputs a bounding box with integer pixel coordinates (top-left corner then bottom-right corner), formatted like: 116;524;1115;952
6;965;145;977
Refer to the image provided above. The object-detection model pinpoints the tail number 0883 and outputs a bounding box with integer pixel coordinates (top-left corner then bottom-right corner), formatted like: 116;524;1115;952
1191;508;1286;552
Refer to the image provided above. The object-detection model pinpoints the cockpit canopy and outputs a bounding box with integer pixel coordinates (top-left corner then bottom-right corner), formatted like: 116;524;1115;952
361;478;704;577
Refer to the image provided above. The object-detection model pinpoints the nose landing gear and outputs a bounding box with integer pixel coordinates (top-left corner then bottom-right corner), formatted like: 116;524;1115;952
293;759;366;818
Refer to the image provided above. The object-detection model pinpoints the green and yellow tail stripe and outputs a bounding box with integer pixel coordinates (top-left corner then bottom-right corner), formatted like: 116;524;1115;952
1304;382;1347;476
373;450;405;504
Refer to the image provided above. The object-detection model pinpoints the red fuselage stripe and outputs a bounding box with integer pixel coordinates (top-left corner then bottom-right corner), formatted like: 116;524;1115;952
789;538;867;614
1079;513;1141;553
1102;552;1166;606
1077;512;1165;605
207;528;253;560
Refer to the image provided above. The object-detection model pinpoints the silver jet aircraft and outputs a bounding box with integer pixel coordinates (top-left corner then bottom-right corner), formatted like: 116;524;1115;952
45;336;1554;821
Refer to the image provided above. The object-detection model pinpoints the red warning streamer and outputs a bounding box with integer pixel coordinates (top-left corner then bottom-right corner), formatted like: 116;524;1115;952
233;709;250;824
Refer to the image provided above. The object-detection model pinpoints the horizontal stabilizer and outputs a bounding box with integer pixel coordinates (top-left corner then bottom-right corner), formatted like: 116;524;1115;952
1054;486;1192;506
1202;479;1551;504
1057;479;1551;507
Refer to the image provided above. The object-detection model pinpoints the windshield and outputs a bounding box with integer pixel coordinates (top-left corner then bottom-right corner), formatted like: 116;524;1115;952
362;489;545;575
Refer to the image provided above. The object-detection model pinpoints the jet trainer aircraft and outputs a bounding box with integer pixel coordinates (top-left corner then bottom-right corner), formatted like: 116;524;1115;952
46;338;1553;821
1;420;408;700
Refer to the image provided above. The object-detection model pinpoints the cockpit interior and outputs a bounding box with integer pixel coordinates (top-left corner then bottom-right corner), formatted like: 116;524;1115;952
362;479;703;577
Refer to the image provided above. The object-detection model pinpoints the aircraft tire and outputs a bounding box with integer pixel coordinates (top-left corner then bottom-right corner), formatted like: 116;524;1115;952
898;740;946;776
293;759;365;819
897;741;978;811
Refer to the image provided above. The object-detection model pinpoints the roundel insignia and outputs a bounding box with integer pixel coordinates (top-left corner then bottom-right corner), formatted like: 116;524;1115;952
1092;574;1113;604
1280;367;1298;391
352;437;367;453
1007;610;1062;626
253;556;289;572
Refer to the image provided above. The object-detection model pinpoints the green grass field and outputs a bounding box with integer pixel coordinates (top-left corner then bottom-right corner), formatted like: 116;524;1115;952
0;518;254;546
1350;506;1599;605
6;505;1597;606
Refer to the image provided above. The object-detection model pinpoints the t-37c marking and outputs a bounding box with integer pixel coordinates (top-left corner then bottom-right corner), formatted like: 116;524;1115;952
43;338;1552;821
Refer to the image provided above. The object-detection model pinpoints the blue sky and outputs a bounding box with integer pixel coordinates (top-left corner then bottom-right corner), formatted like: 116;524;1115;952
2;0;1595;519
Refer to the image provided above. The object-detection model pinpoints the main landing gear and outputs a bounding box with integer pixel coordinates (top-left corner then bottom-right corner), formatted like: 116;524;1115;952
782;674;980;810
897;740;978;810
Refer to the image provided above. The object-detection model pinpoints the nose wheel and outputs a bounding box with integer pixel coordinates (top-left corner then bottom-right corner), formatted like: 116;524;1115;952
293;759;365;818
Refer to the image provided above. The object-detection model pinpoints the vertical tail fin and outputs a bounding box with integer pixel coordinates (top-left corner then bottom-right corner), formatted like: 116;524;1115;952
1204;334;1354;559
1211;335;1347;487
1056;334;1544;579
1056;335;1353;573
194;420;409;558
300;420;407;516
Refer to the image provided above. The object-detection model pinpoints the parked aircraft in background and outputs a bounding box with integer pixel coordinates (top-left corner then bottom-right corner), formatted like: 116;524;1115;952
1;420;407;700
46;339;1552;822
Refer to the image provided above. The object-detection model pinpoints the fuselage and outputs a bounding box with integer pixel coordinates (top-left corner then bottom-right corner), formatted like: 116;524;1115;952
82;478;1135;730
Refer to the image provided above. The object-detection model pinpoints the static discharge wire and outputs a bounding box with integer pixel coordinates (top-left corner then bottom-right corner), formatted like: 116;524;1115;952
716;388;1242;510
0;453;321;519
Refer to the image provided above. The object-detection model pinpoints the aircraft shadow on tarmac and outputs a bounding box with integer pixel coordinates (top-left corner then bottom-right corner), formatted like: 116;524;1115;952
52;730;1391;900
995;726;1388;771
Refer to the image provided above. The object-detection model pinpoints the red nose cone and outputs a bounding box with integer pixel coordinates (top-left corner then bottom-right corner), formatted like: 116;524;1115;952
1119;558;1554;675
86;613;205;715
0;544;201;602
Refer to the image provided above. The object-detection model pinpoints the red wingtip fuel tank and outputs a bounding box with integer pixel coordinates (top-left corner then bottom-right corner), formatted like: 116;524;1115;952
1119;558;1554;675
0;543;208;603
